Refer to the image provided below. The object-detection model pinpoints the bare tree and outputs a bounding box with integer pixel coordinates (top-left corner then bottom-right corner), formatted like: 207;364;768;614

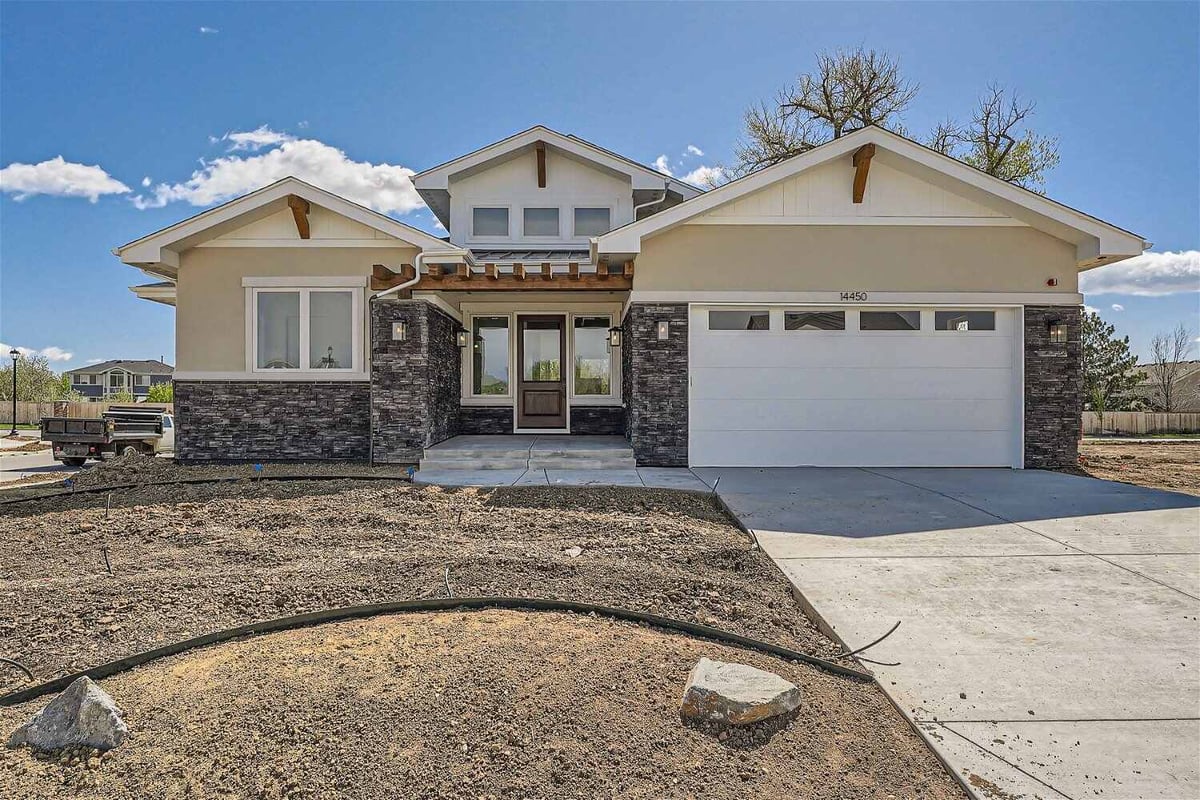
928;85;1060;192
733;47;917;176
1146;323;1195;412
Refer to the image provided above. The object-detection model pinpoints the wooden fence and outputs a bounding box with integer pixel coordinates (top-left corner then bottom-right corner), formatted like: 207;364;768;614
1083;411;1200;435
6;401;174;425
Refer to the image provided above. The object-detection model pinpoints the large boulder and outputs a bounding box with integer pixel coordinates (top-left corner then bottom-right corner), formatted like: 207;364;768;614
7;676;129;752
679;657;802;726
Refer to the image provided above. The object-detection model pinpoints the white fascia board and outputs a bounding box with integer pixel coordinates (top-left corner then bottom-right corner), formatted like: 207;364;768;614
596;127;1146;266
413;125;699;197
129;284;177;306
115;177;448;269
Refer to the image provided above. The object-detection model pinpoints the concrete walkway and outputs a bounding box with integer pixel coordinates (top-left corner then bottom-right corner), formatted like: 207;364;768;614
698;467;1200;800
415;464;710;491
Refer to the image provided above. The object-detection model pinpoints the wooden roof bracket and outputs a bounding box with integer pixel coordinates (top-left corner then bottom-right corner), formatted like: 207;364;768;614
535;141;547;188
287;195;311;239
851;143;875;204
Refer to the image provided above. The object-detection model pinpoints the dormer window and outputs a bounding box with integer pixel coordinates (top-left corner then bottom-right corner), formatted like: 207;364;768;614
523;207;560;237
472;207;509;237
574;207;611;237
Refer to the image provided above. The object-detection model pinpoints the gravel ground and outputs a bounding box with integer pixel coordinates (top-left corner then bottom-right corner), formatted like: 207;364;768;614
1074;441;1200;496
0;611;962;800
0;455;963;796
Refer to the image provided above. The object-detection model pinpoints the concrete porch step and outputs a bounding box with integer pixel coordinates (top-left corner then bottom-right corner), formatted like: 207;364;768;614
417;434;636;472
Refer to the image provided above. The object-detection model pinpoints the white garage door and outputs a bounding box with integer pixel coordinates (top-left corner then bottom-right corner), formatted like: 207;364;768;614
689;306;1021;467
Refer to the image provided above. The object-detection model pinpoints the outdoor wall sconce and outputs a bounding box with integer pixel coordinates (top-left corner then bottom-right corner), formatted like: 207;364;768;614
391;321;407;342
607;327;622;348
456;328;470;348
1048;320;1068;343
656;320;670;341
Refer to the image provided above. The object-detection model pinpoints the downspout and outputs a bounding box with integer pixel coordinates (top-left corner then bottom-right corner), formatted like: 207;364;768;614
368;252;428;465
632;180;670;221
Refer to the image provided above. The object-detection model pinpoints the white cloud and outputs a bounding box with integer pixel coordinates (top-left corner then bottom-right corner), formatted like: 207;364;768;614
653;155;673;176
681;164;725;188
686;145;704;157
1080;250;1200;296
86;358;104;364
1;342;74;362
1084;305;1100;314
141;176;151;187
297;120;310;129
1111;303;1125;312
0;156;130;202
132;131;424;215
199;26;218;34
222;125;294;152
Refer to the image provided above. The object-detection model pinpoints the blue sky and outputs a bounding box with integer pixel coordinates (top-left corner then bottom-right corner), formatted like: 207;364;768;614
2;1;1197;369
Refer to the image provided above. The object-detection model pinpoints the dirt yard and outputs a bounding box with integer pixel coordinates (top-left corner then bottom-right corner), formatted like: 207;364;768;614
1076;441;1200;495
0;610;962;799
0;457;963;797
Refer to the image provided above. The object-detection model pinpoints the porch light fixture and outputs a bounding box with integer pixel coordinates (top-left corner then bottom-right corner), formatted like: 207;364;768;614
456;328;470;348
607;327;622;348
391;321;407;342
656;320;670;341
1048;320;1068;343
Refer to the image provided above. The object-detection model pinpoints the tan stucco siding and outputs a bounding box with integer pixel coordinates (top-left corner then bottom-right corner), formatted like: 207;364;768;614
633;225;1078;293
176;246;416;372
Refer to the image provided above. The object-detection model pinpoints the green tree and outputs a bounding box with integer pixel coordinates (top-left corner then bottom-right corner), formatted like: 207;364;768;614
734;50;1060;191
105;390;135;403
1082;311;1144;420
928;85;1060;193
0;354;80;402
146;382;174;403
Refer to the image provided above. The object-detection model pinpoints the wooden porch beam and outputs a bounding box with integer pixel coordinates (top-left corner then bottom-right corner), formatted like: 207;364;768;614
568;262;580;280
513;262;526;280
457;263;471;281
541;262;552;280
287;195;311;239
370;263;416;291
623;260;634;278
535;141;547;188
485;263;499;280
852;143;875;204
410;274;632;292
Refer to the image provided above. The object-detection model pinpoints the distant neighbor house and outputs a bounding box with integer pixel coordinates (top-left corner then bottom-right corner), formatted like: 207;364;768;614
117;125;1146;468
65;359;173;401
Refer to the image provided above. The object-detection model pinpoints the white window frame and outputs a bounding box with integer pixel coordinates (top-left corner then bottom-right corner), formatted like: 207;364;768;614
521;207;561;239
467;314;514;399
706;307;773;332
243;277;365;377
572;206;615;238
469;205;512;240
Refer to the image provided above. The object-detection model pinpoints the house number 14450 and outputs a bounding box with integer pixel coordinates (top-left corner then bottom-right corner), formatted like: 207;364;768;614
839;291;868;301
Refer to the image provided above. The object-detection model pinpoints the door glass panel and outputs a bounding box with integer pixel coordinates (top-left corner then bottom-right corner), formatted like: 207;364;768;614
859;310;921;331
573;316;611;395
934;310;996;331
522;319;561;381
472;316;510;395
709;310;770;330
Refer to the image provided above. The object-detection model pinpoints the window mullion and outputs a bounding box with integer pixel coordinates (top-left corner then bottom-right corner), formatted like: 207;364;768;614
299;289;311;370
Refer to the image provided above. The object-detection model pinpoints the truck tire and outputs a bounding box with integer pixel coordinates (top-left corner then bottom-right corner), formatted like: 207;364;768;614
63;458;86;467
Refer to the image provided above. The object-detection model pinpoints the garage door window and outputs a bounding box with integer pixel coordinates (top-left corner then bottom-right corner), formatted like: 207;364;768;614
935;311;996;331
860;311;921;331
709;310;770;331
785;311;845;331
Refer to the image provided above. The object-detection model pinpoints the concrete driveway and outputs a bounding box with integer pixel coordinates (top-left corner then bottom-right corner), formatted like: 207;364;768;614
700;467;1200;800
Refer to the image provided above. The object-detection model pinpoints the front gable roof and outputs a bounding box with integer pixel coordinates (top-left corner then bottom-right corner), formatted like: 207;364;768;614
594;126;1146;269
66;359;173;375
412;125;703;229
115;177;449;279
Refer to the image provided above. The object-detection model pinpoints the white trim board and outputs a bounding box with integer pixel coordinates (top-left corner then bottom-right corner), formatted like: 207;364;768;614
174;372;370;382
631;291;1083;305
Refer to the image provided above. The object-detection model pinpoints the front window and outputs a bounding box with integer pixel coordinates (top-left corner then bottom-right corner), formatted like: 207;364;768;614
471;316;510;395
108;372;126;388
472;207;509;237
573;207;611;237
573;316;611;396
523;207;560;237
135;374;150;386
254;288;357;371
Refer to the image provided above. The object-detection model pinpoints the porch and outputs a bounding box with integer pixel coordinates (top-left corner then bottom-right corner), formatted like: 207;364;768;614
414;434;710;490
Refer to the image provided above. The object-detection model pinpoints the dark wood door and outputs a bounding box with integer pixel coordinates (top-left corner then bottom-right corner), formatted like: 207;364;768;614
517;315;567;429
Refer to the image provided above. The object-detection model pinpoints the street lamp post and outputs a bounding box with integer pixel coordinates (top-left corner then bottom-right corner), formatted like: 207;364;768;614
8;348;18;437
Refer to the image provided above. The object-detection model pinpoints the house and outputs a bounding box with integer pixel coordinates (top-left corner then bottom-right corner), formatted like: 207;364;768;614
116;125;1145;468
1131;360;1200;412
65;359;174;401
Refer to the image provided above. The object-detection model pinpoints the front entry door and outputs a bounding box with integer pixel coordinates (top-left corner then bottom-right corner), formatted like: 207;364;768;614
517;315;567;430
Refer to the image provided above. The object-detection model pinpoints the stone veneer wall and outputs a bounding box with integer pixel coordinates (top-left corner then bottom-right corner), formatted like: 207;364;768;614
1024;305;1083;469
174;381;370;462
570;406;625;435
370;299;461;463
623;304;689;466
459;407;513;435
